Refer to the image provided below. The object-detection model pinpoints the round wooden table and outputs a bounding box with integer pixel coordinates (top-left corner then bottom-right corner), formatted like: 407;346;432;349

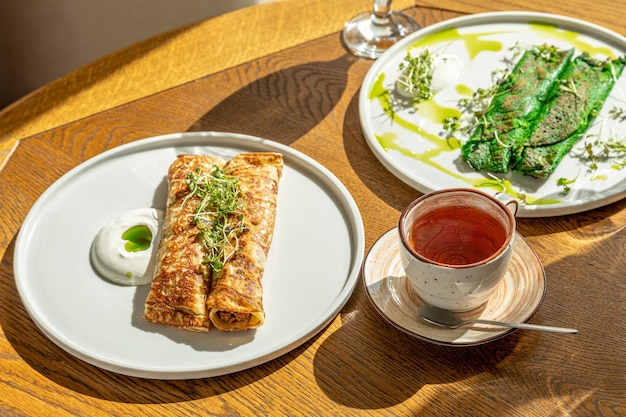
1;0;624;415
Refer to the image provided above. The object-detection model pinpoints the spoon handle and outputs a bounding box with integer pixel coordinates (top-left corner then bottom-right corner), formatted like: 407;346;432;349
469;319;578;334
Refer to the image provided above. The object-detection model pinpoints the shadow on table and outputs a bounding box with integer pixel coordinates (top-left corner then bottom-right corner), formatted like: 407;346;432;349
186;54;359;146
312;282;522;412
341;89;421;214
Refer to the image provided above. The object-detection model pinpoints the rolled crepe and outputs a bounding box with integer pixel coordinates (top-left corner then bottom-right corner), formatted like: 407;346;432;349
512;54;626;178
143;154;225;332
206;152;283;331
461;47;574;172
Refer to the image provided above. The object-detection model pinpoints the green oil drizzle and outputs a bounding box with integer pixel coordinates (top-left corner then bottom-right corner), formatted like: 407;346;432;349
407;28;504;60
122;225;152;252
416;99;462;125
524;195;564;205
376;132;474;185
528;22;617;58
370;72;460;133
455;84;473;96
474;178;563;205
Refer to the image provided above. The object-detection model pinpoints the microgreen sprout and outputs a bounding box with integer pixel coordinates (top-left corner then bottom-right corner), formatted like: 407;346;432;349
397;49;435;103
494;130;515;148
474;173;527;204
474;173;510;193
535;44;561;63
578;132;626;171
557;175;577;196
558;78;582;99
608;106;626;122
442;79;505;140
184;166;247;272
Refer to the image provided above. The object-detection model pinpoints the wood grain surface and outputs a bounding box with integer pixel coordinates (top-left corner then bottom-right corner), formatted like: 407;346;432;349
1;0;625;416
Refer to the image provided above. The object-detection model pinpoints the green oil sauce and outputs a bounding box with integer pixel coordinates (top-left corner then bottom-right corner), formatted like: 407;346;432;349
528;22;617;58
371;73;471;184
122;225;152;252
456;84;473;96
473;177;563;205
527;196;564;205
415;99;461;125
407;28;504;60
376;132;474;185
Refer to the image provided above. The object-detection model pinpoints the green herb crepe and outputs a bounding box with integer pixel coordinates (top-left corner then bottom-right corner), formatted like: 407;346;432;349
461;47;575;172
512;54;626;178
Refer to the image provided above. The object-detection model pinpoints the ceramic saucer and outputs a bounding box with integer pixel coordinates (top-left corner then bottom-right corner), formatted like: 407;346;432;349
363;228;546;346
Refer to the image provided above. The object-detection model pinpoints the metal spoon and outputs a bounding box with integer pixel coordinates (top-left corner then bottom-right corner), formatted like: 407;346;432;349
417;305;578;334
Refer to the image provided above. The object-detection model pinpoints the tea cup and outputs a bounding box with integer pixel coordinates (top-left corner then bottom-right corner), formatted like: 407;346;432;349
398;188;518;312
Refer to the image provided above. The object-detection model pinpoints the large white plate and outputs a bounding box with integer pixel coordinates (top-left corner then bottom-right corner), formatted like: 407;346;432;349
360;12;626;217
14;132;365;379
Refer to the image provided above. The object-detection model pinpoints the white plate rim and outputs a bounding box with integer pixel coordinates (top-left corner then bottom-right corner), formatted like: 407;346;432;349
359;11;626;217
13;131;365;379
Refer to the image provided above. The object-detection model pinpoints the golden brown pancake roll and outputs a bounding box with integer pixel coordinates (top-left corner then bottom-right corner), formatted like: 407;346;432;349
143;154;224;332
206;152;283;331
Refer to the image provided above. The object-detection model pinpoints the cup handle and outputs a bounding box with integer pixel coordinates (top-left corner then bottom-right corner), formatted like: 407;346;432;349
495;193;519;216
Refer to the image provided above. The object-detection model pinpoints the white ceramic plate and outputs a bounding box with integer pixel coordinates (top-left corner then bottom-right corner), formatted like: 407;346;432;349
363;228;546;346
14;132;365;379
359;12;626;217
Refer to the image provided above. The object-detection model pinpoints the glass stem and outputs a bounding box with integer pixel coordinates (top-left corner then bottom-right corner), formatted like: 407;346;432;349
372;0;393;25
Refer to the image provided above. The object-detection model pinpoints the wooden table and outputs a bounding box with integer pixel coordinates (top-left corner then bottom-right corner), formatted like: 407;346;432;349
1;0;624;415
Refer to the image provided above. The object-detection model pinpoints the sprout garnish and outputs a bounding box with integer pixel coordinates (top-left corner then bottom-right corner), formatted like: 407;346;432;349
184;166;247;272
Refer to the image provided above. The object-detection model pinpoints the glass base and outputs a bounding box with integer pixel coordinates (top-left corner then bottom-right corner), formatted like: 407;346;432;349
342;10;419;59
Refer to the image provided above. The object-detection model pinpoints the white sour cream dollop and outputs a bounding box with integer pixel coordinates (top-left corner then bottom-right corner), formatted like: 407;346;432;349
430;54;463;93
91;208;164;285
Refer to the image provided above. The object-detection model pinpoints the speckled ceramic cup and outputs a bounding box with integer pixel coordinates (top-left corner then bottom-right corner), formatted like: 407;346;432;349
398;188;518;312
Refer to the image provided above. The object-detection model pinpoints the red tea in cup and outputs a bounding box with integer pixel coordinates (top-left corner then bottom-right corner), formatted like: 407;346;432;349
408;204;508;266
